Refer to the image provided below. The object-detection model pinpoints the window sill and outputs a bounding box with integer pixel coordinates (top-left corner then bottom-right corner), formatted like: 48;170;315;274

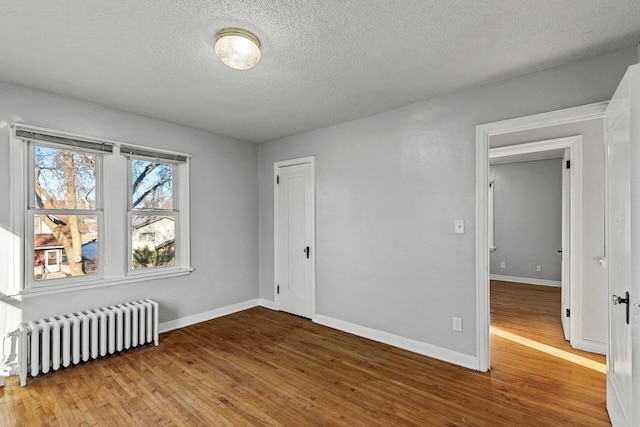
1;268;194;300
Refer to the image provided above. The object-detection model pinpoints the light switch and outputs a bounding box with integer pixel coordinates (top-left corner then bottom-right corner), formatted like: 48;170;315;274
454;219;465;234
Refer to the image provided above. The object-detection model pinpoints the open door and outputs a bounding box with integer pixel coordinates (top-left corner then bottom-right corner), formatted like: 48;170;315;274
605;64;639;427
561;148;571;341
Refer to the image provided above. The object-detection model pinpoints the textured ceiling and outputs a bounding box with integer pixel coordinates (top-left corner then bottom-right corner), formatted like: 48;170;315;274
0;1;639;143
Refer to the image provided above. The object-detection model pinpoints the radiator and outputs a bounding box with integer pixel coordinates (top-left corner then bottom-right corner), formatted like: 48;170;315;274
15;299;159;386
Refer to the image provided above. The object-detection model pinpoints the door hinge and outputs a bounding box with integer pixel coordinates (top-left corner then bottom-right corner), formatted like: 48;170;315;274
277;285;280;294
276;175;279;184
566;160;571;169
566;308;571;317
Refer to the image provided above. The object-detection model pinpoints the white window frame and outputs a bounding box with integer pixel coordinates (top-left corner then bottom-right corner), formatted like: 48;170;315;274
6;123;192;298
26;139;106;288
127;155;181;275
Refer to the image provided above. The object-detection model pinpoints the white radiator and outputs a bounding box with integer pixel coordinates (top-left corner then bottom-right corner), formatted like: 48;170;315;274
15;299;158;386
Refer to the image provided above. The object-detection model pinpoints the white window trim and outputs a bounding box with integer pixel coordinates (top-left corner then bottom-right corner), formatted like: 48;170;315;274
4;123;192;299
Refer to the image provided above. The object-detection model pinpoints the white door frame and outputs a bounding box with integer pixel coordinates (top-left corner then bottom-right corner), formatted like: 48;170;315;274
274;156;316;317
476;101;608;372
489;136;583;349
561;147;572;342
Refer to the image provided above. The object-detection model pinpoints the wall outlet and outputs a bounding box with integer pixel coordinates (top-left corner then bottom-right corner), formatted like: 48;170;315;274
536;265;542;272
500;261;506;269
452;317;463;332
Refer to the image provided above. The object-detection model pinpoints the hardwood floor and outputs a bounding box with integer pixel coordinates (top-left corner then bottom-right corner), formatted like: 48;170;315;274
1;282;609;426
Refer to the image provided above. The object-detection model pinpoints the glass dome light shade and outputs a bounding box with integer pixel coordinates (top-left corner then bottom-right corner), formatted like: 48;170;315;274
215;28;261;70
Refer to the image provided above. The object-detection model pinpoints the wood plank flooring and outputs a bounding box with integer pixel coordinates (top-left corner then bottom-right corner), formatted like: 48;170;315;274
1;281;609;426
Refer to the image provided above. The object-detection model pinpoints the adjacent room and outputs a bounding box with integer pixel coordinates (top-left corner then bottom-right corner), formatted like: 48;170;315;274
1;1;639;425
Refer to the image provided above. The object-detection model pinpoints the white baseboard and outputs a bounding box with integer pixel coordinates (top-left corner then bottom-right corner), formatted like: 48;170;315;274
159;298;279;333
490;274;561;287
313;314;478;370
159;299;260;333
579;339;606;355
258;299;277;310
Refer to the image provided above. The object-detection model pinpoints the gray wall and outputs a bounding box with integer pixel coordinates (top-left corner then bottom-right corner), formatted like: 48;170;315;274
258;47;638;357
490;159;562;281
0;81;259;337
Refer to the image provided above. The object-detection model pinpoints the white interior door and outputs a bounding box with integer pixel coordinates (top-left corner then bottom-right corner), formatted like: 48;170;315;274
605;65;637;427
276;160;314;318
561;148;572;341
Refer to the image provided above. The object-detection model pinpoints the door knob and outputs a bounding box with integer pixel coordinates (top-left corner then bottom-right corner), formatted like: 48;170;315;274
556;248;562;253
612;291;630;324
304;246;310;259
612;294;629;305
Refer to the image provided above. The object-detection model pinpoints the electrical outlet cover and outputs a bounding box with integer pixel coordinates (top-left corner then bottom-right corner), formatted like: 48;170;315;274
452;317;463;332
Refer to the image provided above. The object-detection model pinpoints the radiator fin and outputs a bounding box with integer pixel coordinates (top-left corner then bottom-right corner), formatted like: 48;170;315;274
19;299;158;386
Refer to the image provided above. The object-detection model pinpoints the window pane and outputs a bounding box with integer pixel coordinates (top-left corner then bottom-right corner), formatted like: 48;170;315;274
46;251;58;265
138;232;155;242
131;159;173;210
34;145;97;209
33;214;99;281
131;215;175;269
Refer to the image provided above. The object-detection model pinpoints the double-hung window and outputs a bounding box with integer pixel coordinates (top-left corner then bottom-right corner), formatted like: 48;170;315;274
23;131;108;285
125;148;186;272
8;124;191;296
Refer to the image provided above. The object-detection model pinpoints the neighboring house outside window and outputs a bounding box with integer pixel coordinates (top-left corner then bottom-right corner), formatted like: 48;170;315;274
127;156;179;271
131;216;175;269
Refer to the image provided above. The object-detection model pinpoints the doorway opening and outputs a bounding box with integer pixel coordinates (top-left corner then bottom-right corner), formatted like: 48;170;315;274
476;102;609;372
477;104;610;420
489;137;580;346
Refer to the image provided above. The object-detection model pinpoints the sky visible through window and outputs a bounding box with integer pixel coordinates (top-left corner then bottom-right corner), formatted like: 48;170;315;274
35;146;96;210
131;159;173;210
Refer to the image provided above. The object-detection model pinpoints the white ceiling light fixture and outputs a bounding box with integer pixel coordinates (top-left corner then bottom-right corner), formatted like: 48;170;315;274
214;28;261;70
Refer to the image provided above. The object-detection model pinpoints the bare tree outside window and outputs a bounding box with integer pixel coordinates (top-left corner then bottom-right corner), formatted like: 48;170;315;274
130;159;176;269
131;159;173;210
33;146;99;280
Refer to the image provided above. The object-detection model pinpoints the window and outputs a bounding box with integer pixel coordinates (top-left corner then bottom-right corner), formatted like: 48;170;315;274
29;141;104;283
9;124;191;295
46;250;58;266
128;157;177;270
138;232;156;242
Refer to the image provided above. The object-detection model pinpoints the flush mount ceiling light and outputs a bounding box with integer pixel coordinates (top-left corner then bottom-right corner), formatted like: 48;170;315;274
214;27;261;70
